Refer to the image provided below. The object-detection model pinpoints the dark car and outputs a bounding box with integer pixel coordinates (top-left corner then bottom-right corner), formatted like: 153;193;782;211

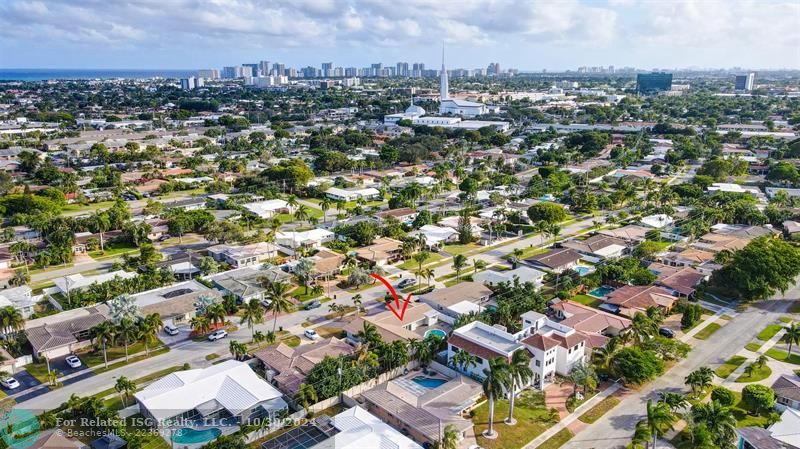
659;327;675;338
304;300;321;310
397;278;417;288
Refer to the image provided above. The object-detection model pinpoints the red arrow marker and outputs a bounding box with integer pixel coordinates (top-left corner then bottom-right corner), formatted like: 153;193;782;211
370;273;413;321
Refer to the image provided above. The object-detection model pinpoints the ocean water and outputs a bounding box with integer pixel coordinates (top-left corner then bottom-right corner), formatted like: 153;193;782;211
0;68;198;81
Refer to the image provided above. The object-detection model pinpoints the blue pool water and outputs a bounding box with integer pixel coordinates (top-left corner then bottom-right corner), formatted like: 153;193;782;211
412;376;448;389
172;427;222;444
588;286;615;298
425;329;447;339
574;266;593;276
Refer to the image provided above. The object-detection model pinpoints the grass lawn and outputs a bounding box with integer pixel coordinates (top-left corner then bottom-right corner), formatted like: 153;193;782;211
506;246;548;260
745;342;762;352
80;341;163;368
571;294;601;308
756;323;783;341
91;365;186;401
538;428;574;449
444;275;473;287
315;326;345;339
715;355;747;378
443;243;481;255
730;391;771;427
693;322;722;340
92;347;170;374
281;335;301;347
735;364;772;383
61;200;116;215
779;317;792;323
206;353;220;361
24;363;52;385
88;241;139;259
274;207;323;224
473;391;558;449
396;252;445;270
578;396;620;424
292;287;322;302
765;347;800;365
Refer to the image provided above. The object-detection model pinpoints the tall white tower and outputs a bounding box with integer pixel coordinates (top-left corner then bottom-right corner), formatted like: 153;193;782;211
439;45;449;101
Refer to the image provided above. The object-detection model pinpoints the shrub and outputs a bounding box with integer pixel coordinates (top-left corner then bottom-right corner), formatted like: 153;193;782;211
711;386;736;406
742;384;774;414
610;347;664;384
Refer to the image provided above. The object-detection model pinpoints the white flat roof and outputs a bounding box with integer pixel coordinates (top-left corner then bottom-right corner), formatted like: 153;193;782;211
316;406;423;449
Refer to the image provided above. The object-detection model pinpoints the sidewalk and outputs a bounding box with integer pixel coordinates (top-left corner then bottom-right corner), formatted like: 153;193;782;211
523;383;622;449
721;328;786;390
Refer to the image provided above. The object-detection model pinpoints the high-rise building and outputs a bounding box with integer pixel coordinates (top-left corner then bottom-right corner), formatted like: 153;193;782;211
221;66;241;79
487;62;500;76
344;67;358;77
180;77;203;90
396;62;409;77
272;63;285;77
735;73;755;91
321;62;334;77
636;72;673;94
243;64;259;77
439;48;449;100
197;69;219;79
259;61;271;76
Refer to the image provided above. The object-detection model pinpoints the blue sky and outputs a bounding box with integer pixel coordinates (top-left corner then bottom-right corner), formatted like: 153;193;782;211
1;0;798;70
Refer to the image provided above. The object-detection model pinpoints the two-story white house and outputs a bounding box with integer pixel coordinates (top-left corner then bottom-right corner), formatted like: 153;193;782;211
447;311;586;389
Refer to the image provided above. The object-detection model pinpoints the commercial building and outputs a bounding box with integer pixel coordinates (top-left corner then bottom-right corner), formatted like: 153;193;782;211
636;72;673;94
735;73;755;92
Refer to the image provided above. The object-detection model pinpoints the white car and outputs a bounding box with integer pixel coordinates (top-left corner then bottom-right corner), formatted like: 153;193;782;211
208;329;228;341
164;324;179;336
0;377;20;390
65;355;82;369
304;329;320;340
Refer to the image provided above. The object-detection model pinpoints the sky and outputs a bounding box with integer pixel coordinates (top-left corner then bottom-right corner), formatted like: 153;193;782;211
1;0;799;71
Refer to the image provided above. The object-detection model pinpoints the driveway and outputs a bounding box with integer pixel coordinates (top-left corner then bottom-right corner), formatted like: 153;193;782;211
2;371;46;403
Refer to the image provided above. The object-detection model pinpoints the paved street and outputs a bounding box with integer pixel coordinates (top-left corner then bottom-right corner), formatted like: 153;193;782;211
560;288;798;449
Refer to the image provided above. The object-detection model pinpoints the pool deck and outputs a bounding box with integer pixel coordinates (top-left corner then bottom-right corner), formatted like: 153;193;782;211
161;424;239;449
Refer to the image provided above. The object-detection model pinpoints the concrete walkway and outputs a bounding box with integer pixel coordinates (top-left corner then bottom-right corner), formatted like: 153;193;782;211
721;328;786;391
524;383;622;449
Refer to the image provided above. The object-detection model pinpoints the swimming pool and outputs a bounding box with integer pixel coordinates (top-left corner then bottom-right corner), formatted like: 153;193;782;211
412;376;448;389
424;329;447;339
588;286;615;298
172;427;222;444
574;266;594;276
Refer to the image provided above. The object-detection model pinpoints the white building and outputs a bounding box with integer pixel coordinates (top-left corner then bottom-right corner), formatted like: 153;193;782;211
0;286;36;317
447;312;586;389
324;187;381;202
309;406;423;449
135;360;288;427
207;242;280;267
473;266;546;287
242;199;293;219
413;224;459;247
51;271;137;297
275;228;335;249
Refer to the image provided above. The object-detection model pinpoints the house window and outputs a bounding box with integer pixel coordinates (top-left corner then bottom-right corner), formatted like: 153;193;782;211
535;360;540;367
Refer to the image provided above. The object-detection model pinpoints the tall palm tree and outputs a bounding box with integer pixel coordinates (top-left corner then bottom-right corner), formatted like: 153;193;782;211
190;315;211;335
658;391;689;415
114;376;136;407
592;336;621;372
266;282;293;333
206;303;227;329
630;312;658;345
785;321;800;357
319;198;331;223
229;340;247;361
241;298;265;339
357;322;381;348
293;204;310;222
691;400;737;448
505;350;533;425
640;399;676;449
92;321;116;369
117;317;140;363
482;357;510;439
93;211;111;252
437;424;459;449
452;254;467;281
140;313;162;355
294;383;318;414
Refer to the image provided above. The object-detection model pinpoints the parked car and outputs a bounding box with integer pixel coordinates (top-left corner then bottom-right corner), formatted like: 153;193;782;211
0;377;20;390
65;355;82;368
304;329;320;340
164;324;179;336
304;300;321;310
397;278;416;288
208;329;228;341
658;327;675;338
158;234;171;242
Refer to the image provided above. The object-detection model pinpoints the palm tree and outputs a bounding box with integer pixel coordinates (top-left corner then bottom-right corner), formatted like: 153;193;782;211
785;321;800;357
92;321;116;369
452;254;467;280
755;354;768;369
140;313;162;355
0;307;24;337
640;399;676;449
93;211;111;252
482;357;510;439
658;391;689;414
691;400;737;448
413;251;430;275
505;350;533;425
190;315;211;335
266;281;293;333
115;376;136;407
319;198;331;223
206;303;227;329
630;312;658;345
241;298;265;339
592;336;621;372
451;350;478;374
352;294;363;315
117;317;140;363
294;383;318;414
438;424;459;449
9;270;29;287
357;322;382;348
685;367;714;397
229;340;247;361
293;204;310;222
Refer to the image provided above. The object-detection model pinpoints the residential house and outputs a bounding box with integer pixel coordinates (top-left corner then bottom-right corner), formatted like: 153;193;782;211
549;300;632;348
162;197;206;211
275;228;334;250
131;280;219;325
206;266;288;304
661;248;717;268
375;207;417;224
28;431;87;449
135;360;288;428
418;282;493;319
344;304;439;344
647;262;707;297
413;225;459;248
353;237;403;266
602;285;678;317
361;373;481;447
241;200;293;219
51;271;138;297
773;375;800;412
437;216;483;237
252;337;355;395
783;221;800;240
325;187;381;202
0;285;37;317
25;304;110;360
639;214;675;229
473;266;546;287
525;248;582;273
737;407;800;449
207;242;280;267
307;249;344;279
562;234;630;260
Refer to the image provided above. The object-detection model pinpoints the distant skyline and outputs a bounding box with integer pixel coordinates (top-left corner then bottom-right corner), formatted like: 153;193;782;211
1;0;799;71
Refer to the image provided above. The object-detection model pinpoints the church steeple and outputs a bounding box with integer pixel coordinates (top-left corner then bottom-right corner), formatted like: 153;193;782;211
439;44;449;101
